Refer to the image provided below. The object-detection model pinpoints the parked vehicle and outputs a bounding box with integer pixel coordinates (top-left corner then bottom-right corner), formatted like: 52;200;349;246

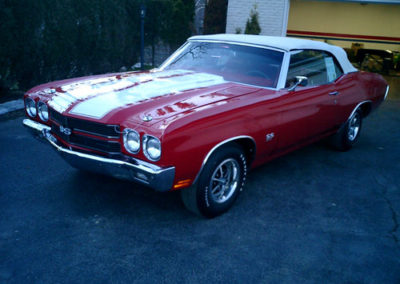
357;48;394;74
23;34;388;217
393;51;400;71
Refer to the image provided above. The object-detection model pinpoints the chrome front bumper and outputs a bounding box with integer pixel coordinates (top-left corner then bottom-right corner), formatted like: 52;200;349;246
23;119;175;191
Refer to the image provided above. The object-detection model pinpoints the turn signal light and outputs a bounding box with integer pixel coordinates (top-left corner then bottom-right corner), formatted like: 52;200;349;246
173;179;192;190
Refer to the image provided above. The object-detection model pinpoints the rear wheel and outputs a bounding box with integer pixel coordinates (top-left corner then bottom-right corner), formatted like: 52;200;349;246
329;109;363;151
181;145;247;218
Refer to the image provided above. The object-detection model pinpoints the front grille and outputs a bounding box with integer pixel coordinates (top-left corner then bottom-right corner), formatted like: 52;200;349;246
52;123;69;141
50;108;66;125
49;108;121;155
72;134;120;153
49;108;120;138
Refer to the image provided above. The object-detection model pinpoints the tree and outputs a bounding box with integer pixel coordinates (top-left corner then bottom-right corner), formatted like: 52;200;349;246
145;0;170;66
162;0;195;50
0;0;195;97
203;0;228;34
245;5;261;35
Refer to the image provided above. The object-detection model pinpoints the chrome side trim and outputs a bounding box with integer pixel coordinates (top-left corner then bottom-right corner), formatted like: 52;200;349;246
188;39;287;53
193;135;256;184
348;100;372;121
384;85;390;100
224;81;277;91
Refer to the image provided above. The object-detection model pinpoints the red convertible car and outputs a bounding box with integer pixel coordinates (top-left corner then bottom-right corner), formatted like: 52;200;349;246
23;34;388;217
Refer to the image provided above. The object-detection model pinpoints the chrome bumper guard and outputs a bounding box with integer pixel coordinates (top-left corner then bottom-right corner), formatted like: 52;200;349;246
23;119;175;192
384;85;390;100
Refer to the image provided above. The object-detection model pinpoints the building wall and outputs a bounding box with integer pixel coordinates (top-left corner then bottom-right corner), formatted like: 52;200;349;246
288;0;400;51
226;0;290;36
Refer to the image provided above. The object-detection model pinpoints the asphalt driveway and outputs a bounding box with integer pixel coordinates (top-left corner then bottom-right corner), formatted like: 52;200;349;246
0;100;399;283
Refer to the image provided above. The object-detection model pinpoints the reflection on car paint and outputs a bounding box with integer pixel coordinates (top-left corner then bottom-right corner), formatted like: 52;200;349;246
68;72;226;119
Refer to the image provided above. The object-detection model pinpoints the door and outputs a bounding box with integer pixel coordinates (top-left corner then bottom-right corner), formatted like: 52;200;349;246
275;49;343;151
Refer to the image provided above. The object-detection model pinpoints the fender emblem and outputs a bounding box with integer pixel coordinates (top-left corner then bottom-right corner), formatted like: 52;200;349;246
142;115;153;122
60;125;72;136
266;132;275;142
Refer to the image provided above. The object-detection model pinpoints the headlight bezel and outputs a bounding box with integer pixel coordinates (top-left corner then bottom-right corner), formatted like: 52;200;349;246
37;101;49;121
123;129;141;154
143;135;161;162
25;97;37;118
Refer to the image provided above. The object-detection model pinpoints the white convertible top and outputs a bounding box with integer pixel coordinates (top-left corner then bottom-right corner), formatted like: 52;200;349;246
189;34;358;74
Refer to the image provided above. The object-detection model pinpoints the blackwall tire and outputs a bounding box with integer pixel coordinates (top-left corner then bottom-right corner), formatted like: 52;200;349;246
180;145;247;218
329;109;363;151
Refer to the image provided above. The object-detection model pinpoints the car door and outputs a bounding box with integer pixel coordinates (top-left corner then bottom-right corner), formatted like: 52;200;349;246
275;49;340;151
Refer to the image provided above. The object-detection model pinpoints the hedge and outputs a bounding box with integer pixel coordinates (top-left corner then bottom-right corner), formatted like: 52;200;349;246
0;0;194;97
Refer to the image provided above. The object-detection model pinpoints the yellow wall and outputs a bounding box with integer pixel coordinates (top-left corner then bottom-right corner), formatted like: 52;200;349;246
288;0;400;51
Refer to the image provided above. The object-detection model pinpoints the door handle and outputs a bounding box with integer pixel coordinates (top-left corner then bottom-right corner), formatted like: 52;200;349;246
329;91;339;96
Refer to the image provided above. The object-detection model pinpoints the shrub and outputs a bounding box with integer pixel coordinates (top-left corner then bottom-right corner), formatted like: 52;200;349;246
245;5;261;35
203;0;228;34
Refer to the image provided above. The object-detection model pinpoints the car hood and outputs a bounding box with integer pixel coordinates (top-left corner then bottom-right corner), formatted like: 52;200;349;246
32;69;260;126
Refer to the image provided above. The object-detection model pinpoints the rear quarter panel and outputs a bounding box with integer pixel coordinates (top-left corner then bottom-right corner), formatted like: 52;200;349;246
368;73;388;110
335;71;387;123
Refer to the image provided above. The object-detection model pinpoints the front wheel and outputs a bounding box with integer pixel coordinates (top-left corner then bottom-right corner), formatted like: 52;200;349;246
329;109;363;151
181;145;247;218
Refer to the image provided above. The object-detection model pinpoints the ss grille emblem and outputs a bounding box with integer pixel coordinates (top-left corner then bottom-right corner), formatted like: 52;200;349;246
60;125;72;136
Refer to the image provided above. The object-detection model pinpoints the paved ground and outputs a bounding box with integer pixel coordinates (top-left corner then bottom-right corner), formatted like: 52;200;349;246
1;101;399;283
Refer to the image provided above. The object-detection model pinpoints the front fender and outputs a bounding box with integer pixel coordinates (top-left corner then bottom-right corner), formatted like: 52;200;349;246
160;110;259;189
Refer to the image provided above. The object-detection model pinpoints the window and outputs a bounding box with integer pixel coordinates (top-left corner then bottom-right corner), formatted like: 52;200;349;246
162;42;284;88
286;50;343;88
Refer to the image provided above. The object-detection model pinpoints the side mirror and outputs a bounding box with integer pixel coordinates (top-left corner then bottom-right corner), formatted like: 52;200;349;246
288;76;308;91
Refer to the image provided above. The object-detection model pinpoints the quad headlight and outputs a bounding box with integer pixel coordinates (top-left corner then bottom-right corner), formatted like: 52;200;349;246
123;129;140;154
25;98;37;117
143;135;161;161
123;129;162;161
37;101;49;121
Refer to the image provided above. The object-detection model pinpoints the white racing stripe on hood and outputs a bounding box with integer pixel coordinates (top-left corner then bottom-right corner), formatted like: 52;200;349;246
48;77;135;113
47;69;192;113
69;72;226;119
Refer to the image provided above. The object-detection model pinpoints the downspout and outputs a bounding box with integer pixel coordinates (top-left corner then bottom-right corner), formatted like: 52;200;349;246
282;0;290;36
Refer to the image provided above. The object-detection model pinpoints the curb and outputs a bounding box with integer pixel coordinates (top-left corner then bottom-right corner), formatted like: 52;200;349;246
0;99;24;116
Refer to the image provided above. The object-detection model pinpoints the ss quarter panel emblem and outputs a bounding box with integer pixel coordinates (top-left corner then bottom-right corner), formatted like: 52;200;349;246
60;125;72;136
266;132;275;142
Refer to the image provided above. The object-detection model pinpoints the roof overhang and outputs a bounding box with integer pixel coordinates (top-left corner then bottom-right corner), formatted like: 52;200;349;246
310;0;400;4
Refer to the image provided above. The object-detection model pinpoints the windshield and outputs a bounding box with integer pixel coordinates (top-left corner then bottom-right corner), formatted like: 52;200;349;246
161;41;284;88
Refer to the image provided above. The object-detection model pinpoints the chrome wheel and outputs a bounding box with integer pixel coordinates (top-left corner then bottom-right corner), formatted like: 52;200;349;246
181;145;246;218
347;112;361;141
209;158;240;204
